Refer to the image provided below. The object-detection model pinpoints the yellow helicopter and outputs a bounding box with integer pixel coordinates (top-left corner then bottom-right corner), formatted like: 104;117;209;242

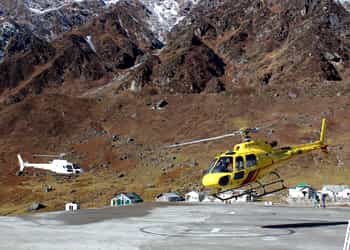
165;119;327;200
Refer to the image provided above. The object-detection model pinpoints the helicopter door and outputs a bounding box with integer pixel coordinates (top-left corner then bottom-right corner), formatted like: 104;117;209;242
66;165;73;173
242;154;258;184
234;156;245;180
235;156;244;171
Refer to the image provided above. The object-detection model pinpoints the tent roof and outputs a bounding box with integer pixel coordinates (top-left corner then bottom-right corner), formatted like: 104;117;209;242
296;183;311;188
113;192;143;202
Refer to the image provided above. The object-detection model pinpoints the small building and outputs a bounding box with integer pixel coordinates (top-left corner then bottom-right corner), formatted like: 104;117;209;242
322;185;349;201
156;192;185;202
288;183;316;199
185;191;205;202
65;202;80;211
111;192;143;207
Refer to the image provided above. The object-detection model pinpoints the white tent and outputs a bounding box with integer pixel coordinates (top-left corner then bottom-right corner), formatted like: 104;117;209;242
337;189;350;200
65;202;80;211
322;185;348;193
288;184;316;199
322;185;350;201
185;191;205;202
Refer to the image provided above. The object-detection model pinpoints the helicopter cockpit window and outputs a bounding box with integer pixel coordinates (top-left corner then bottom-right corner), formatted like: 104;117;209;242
206;159;217;174
235;156;244;170
73;164;80;169
246;154;257;167
66;165;73;172
211;157;233;173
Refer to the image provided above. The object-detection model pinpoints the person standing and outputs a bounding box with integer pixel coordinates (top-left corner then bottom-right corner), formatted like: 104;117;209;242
321;193;327;208
313;195;320;208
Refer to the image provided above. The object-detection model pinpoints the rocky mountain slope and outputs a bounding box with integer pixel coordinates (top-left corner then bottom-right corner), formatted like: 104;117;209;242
0;0;349;214
0;0;199;48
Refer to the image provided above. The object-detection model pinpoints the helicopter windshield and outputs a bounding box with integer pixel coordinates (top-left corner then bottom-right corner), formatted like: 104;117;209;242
205;158;218;174
210;157;233;173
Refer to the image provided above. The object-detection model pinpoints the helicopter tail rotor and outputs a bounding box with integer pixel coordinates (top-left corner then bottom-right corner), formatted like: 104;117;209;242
320;118;326;144
319;118;328;153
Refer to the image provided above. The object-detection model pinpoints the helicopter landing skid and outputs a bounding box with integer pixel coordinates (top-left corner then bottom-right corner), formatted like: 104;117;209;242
213;172;286;201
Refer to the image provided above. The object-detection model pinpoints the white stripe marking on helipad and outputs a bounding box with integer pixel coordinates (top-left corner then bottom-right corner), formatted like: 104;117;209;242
211;228;222;233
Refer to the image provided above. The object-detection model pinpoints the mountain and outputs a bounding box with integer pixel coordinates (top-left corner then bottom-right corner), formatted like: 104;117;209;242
0;0;350;214
0;0;199;42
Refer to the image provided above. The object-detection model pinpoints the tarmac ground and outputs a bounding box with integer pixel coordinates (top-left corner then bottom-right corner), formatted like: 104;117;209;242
0;202;349;250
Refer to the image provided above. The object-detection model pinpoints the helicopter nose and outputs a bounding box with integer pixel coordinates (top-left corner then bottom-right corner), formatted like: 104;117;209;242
202;174;231;188
202;174;217;187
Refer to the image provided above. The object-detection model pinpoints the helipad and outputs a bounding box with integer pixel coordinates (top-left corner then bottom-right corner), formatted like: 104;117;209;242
0;203;348;250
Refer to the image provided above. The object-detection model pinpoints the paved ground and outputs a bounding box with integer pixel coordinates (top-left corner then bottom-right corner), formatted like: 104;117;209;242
0;203;349;250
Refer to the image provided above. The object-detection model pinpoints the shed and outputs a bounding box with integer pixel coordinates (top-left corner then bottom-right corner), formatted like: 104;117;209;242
185;191;205;202
65;202;80;211
288;183;316;199
156;192;185;202
111;192;143;207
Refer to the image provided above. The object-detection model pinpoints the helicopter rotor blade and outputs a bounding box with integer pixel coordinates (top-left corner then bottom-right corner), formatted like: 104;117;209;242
255;120;278;131
33;153;66;158
164;131;241;149
163;120;278;149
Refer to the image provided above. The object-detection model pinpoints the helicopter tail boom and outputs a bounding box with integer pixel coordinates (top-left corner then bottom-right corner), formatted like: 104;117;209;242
271;118;327;163
290;118;327;154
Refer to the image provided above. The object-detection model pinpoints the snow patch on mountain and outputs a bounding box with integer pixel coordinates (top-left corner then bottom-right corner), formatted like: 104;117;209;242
10;0;199;42
24;0;120;14
85;35;96;53
139;0;200;42
24;0;64;13
102;0;121;5
28;4;68;15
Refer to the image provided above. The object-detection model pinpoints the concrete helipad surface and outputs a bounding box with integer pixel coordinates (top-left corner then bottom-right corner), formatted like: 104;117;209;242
1;203;349;250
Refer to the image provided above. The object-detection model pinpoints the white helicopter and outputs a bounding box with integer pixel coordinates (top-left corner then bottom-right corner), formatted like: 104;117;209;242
17;153;83;175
